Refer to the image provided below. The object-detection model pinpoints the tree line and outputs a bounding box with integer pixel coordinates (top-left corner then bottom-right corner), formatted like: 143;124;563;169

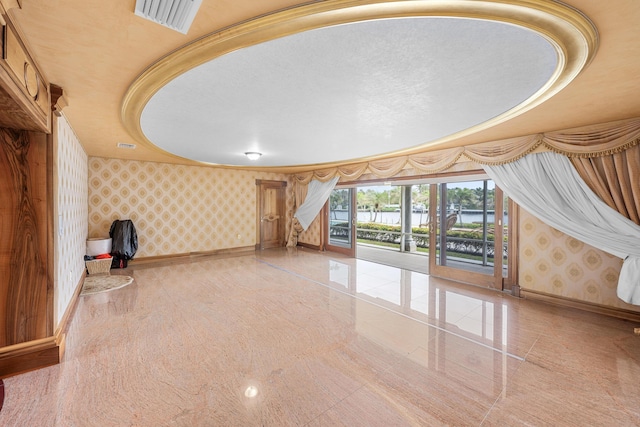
353;185;497;212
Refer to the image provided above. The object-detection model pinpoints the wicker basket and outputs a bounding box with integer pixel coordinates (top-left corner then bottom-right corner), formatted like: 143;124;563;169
86;257;112;275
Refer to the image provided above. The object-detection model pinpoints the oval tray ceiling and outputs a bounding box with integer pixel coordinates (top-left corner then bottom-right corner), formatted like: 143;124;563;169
123;0;598;168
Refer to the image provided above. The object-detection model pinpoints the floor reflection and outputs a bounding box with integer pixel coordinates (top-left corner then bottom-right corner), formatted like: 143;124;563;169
328;258;510;350
322;257;517;400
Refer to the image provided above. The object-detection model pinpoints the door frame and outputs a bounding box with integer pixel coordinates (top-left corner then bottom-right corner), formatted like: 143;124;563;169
503;198;519;292
429;181;506;290
255;179;287;250
324;187;357;257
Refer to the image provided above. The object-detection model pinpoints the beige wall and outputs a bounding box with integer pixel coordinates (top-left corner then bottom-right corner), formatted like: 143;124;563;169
518;209;639;312
55;115;88;327
88;158;292;258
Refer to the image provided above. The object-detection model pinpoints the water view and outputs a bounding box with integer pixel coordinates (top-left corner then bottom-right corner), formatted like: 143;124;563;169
330;210;507;226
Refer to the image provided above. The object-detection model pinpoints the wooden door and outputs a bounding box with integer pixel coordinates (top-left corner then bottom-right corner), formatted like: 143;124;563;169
256;180;287;250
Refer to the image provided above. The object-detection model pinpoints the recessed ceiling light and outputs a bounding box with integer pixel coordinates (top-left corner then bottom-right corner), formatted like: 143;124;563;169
244;152;262;160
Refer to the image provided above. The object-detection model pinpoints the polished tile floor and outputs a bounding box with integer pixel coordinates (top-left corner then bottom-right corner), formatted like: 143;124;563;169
1;247;639;426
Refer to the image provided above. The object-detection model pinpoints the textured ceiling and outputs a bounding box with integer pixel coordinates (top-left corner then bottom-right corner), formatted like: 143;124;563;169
9;0;640;172
141;17;557;167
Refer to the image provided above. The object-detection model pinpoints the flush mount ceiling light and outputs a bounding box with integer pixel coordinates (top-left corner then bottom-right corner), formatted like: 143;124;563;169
244;152;262;160
134;0;202;34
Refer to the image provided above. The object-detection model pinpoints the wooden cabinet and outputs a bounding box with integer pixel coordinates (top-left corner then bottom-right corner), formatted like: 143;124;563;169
0;3;57;378
0;8;51;132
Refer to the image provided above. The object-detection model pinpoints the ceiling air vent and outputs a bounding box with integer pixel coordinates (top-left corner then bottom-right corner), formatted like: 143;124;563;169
134;0;202;34
117;142;137;150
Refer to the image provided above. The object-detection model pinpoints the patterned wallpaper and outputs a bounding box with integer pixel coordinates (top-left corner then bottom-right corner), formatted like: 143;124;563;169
54;115;88;328
299;215;322;247
88;158;292;258
519;209;639;312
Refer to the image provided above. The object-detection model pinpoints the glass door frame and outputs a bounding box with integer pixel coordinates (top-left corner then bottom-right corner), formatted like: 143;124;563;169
428;181;506;290
503;198;519;292
324;187;357;257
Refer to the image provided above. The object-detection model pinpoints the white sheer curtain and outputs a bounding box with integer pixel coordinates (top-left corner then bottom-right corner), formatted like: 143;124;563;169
295;177;339;230
484;152;640;305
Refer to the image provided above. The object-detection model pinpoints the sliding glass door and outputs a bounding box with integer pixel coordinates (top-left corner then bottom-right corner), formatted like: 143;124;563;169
322;178;516;292
325;188;357;256
430;179;505;290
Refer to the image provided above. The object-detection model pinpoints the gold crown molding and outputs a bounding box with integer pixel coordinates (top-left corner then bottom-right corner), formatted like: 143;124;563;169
0;0;21;13
121;0;599;171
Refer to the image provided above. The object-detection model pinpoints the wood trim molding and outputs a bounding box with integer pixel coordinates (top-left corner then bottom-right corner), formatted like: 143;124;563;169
50;83;68;117
46;130;54;339
430;264;496;289
0;269;82;379
127;246;256;267
255;179;287;188
297;242;321;251
521;288;640;323
0;336;59;378
0;1;21;12
54;271;85;346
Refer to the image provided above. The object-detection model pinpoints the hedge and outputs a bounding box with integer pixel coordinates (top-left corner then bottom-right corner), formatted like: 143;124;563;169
330;222;506;257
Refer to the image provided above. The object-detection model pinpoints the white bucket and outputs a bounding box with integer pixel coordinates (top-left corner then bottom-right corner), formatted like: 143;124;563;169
86;237;112;256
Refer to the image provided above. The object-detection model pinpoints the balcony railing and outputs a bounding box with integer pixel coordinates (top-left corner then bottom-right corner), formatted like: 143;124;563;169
329;222;507;265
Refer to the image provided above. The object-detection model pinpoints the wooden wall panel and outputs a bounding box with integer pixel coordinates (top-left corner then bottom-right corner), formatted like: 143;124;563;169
0;127;49;347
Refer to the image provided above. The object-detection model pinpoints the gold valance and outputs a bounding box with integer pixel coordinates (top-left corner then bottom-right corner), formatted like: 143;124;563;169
543;119;640;157
293;117;640;183
407;147;465;173
463;135;542;165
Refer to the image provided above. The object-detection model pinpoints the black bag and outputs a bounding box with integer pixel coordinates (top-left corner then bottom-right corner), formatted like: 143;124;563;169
111;258;128;269
109;219;138;268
